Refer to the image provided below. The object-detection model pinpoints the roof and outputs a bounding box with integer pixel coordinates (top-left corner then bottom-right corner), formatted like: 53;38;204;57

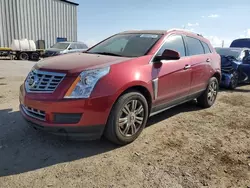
60;0;79;6
118;29;203;37
58;41;87;44
119;30;168;35
232;38;250;40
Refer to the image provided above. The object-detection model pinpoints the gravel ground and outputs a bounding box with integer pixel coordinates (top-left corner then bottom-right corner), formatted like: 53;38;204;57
0;60;249;188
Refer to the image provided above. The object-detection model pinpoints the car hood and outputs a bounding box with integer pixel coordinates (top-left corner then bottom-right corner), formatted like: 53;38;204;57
35;52;132;74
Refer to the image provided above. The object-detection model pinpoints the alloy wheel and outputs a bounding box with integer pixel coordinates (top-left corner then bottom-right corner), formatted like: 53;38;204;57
118;100;145;137
207;81;218;103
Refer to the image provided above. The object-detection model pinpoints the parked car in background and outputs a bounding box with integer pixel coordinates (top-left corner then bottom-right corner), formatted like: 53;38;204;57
215;47;250;89
230;38;250;48
19;29;221;145
43;41;88;57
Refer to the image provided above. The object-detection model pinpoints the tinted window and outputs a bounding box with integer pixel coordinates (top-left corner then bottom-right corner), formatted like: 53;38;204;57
156;35;186;57
87;33;162;57
185;36;204;55
201;41;212;53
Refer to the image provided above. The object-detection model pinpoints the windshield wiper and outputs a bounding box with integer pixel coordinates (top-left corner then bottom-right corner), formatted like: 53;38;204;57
91;52;122;57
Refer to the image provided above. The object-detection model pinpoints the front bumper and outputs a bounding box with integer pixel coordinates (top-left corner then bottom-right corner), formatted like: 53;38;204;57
220;72;232;88
19;84;114;139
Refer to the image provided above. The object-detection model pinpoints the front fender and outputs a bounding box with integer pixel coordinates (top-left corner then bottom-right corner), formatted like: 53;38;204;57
114;80;153;98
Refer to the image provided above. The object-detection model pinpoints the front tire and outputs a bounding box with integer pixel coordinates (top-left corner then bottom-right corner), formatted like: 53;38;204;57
104;91;149;145
229;71;239;89
197;77;219;108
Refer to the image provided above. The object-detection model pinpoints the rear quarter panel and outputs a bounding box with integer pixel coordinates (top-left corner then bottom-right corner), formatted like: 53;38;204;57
202;38;221;81
210;50;222;79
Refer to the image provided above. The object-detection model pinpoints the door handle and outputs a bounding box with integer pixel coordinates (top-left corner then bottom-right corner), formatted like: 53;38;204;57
184;65;191;70
206;58;211;62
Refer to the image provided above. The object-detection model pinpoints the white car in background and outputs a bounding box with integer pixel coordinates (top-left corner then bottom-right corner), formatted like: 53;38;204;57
43;41;88;57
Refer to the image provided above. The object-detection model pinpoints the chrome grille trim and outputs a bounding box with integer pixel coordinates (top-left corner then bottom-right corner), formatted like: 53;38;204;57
21;105;46;121
25;69;66;93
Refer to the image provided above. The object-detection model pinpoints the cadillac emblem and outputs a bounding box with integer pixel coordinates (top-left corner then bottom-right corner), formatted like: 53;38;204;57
28;75;39;88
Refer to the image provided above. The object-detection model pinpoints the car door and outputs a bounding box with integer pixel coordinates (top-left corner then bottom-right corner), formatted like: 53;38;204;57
152;34;192;108
184;36;211;95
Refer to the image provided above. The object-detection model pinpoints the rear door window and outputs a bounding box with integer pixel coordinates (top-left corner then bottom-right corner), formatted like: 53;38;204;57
201;41;212;54
185;36;205;56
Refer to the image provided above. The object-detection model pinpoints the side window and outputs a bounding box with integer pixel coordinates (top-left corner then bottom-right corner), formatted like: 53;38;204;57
70;43;78;49
77;43;88;49
76;44;81;49
185;36;204;56
201;41;212;54
156;35;186;57
81;43;88;49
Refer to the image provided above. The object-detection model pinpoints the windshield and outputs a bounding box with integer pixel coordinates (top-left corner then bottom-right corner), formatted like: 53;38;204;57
87;33;162;57
51;42;70;50
215;48;242;60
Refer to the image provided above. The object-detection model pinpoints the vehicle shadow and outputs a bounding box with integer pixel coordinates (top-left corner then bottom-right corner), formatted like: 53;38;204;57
147;100;201;127
219;84;250;93
0;102;202;177
0;109;117;177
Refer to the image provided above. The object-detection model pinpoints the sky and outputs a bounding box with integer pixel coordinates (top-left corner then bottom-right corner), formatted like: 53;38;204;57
75;0;250;48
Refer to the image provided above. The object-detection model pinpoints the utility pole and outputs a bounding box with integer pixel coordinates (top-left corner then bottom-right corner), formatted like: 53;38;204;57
222;40;224;47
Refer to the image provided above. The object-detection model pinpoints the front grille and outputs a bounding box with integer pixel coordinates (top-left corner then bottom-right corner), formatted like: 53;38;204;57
25;69;66;93
221;65;234;73
21;105;46;121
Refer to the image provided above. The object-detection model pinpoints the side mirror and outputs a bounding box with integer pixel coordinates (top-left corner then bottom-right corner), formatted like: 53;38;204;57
68;47;72;50
154;49;180;62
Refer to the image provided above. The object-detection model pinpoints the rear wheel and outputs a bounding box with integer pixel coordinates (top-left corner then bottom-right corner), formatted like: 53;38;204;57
104;91;149;145
229;71;239;89
19;52;29;60
197;77;219;108
30;52;40;61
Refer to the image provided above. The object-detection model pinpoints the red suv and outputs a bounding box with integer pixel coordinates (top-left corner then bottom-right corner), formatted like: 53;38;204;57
19;29;221;145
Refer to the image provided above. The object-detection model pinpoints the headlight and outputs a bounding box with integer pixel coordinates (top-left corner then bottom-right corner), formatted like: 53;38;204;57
64;66;110;99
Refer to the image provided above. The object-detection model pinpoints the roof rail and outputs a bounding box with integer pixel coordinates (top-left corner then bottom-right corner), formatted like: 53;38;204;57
167;28;203;37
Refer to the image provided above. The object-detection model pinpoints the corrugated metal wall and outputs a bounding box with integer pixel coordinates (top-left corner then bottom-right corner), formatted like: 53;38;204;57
0;0;77;48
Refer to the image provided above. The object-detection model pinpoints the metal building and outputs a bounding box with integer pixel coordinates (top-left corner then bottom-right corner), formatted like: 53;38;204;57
0;0;78;48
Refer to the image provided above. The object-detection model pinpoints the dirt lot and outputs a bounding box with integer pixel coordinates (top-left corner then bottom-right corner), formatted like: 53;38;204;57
0;60;249;188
